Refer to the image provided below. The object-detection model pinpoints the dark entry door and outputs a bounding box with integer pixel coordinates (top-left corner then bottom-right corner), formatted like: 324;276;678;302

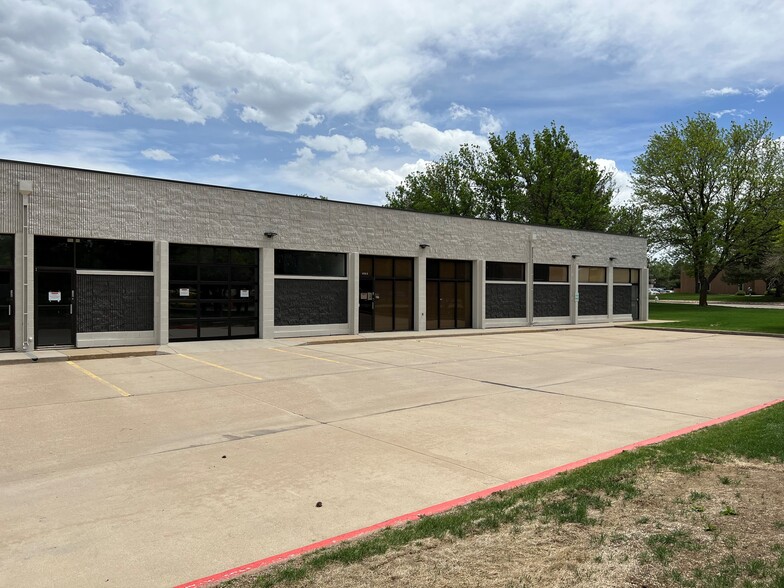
631;284;640;320
0;269;12;349
359;277;374;332
36;270;74;347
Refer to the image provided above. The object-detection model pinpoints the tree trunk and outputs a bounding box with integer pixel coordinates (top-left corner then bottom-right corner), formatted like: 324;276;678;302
698;275;710;306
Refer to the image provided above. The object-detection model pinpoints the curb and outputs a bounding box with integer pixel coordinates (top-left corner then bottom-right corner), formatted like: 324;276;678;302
174;398;783;588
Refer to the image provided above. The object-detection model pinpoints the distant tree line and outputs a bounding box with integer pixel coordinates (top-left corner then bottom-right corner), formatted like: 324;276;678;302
385;114;784;305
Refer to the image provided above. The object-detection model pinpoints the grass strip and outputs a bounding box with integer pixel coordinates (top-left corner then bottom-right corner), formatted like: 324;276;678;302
642;302;784;334
225;401;784;587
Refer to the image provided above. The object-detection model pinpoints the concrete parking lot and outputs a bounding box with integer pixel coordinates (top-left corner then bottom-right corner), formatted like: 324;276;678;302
1;327;782;587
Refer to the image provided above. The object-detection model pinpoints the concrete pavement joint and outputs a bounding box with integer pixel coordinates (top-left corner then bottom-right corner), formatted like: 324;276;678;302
479;379;711;420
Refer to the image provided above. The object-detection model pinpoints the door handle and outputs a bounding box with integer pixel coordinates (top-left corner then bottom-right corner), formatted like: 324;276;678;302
69;304;73;315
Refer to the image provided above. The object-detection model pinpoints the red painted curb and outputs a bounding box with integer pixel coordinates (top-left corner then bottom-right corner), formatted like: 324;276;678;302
174;398;783;588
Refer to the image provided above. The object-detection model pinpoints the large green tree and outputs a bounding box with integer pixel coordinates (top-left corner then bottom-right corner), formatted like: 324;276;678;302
633;113;784;306
386;123;615;231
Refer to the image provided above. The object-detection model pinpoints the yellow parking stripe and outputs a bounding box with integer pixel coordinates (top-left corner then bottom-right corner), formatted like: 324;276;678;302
270;347;368;370
67;361;131;397
178;353;264;381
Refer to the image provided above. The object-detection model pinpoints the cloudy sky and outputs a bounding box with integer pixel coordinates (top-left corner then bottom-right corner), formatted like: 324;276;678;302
1;0;782;205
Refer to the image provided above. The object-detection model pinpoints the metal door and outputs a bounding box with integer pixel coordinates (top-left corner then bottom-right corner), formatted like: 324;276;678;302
36;270;75;347
0;269;12;349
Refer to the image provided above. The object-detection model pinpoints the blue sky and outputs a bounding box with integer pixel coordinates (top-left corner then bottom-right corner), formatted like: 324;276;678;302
1;0;782;205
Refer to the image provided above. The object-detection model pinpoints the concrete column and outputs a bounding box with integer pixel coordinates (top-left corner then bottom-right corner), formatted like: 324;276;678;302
347;252;359;335
640;267;650;321
570;259;579;325
154;240;169;345
526;242;534;326
13;232;24;350
414;253;427;331
260;247;275;338
473;259;485;329
607;258;615;323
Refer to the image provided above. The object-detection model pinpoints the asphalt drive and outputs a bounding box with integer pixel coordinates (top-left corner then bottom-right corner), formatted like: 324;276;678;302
1;327;782;587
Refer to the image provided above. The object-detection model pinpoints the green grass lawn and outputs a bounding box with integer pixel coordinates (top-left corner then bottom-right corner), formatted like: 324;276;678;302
646;302;784;334
655;292;783;304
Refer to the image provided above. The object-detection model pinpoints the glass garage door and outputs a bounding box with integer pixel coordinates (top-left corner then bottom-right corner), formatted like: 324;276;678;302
169;244;259;341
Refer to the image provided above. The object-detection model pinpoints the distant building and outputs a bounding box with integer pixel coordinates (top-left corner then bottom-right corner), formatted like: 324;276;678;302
1;160;649;351
679;270;766;295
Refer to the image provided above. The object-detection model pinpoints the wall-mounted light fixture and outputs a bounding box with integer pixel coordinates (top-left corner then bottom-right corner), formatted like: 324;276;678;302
609;256;617;261
419;243;430;249
264;231;278;238
572;254;580;259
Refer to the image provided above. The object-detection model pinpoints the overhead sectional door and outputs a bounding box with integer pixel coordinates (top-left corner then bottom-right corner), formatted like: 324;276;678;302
169;244;259;341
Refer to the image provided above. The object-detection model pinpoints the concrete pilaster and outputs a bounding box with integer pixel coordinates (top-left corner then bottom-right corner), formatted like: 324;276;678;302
414;254;427;331
13;232;24;350
570;259;579;324
347;252;359;335
260;247;275;338
473;259;485;329
526;244;534;326
640;267;650;321
154;241;169;345
608;258;615;323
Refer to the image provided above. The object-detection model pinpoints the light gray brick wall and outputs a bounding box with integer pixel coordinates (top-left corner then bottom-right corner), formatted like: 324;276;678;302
1;160;647;268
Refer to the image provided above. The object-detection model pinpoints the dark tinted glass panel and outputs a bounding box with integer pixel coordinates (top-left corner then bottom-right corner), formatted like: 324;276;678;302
231;266;256;282
200;320;229;338
360;256;373;277
275;250;346;277
35;236;73;267
76;239;153;271
534;264;569;282
231;248;257;265
395;280;413;330
213;247;231;264
439;282;456;328
486;262;524;281
426;259;439;279
230;300;257;317
456;281;472;328
169;302;198;319
200;285;230;300
170;244;198;264
426;281;438;329
394;258;413;278
170;285;197;299
0;235;13;266
375;257;393;277
201;265;230;282
454;261;470;281
230;319;257;337
201;302;230;317
439;261;455;279
374;280;394;331
199;247;215;264
170;265;197;281
169;321;198;340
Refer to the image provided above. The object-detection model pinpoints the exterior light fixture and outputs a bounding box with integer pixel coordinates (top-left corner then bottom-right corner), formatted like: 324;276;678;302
572;254;580;259
419;243;430;249
264;231;278;238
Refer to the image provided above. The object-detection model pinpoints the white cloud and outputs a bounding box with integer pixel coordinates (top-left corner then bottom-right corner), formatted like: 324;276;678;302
749;87;775;100
595;158;633;204
448;103;473;120
5;0;783;136
710;108;751;119
703;87;741;97
375;122;487;156
300;134;368;155
141;148;176;161
207;154;238;162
